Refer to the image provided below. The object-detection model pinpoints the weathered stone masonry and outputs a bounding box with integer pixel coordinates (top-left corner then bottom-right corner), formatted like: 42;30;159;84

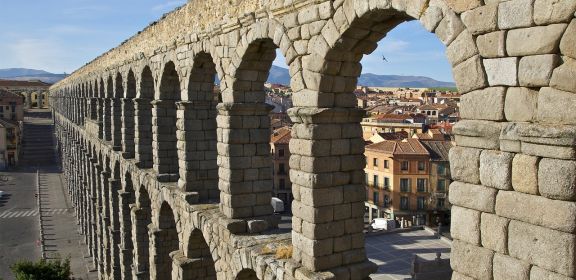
52;0;576;279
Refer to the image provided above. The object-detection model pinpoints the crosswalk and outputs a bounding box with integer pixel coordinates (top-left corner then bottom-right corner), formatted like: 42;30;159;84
0;208;71;219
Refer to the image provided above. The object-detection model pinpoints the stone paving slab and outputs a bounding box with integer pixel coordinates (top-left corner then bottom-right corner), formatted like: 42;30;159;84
367;230;451;280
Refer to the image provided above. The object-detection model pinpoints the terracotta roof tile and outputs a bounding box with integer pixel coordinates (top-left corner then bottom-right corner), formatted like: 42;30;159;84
0;79;51;87
271;127;291;144
366;139;430;156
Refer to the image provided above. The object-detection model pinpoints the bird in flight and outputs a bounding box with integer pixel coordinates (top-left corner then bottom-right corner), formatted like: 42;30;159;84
382;55;388;62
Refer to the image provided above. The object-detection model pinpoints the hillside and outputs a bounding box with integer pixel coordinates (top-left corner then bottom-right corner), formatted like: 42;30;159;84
0;67;455;88
0;68;68;84
267;65;455;88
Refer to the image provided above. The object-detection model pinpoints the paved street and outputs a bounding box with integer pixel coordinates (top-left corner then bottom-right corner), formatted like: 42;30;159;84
0;109;95;280
0;170;41;280
367;230;451;280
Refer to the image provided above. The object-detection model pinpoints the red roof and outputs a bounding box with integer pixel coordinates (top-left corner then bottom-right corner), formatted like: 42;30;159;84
366;139;430;156
0;79;51;87
271;127;291;144
0;89;23;99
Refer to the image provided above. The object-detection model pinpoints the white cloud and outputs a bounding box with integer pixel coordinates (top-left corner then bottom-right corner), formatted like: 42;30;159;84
4;38;71;72
41;25;96;35
151;1;187;12
61;5;110;18
379;39;409;53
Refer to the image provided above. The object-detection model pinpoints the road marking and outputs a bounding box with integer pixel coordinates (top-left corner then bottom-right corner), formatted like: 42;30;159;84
0;208;70;219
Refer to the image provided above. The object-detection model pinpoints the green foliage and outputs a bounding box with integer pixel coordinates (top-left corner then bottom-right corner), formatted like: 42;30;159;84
429;87;458;92
10;258;71;280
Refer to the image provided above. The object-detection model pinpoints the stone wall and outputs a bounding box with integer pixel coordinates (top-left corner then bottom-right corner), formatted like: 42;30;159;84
51;0;576;279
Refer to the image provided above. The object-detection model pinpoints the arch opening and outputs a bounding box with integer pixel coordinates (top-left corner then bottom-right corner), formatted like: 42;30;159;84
119;172;136;279
132;186;152;277
178;52;220;201
122;70;137;158
289;4;459;277
135;66;155;168
152;202;179;279
154;61;180;182
236;269;258;280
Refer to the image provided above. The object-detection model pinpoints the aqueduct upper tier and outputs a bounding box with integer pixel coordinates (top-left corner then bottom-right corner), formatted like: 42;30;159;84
50;0;576;279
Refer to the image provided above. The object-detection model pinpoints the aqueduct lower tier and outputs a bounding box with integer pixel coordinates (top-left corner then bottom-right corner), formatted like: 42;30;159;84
50;0;576;279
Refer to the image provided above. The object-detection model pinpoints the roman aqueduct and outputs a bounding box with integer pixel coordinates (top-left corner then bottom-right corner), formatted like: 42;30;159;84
49;0;576;279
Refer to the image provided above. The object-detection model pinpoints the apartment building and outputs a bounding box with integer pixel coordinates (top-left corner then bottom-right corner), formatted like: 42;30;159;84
270;127;292;211
364;139;431;225
421;141;453;225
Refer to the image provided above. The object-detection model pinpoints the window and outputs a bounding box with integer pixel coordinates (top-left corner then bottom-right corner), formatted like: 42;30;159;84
365;173;369;185
373;158;378;167
400;178;410;192
279;179;286;190
278;163;286;174
417;196;426;210
373;175;379;188
432;111;437;116
401;161;409;171
400;197;409;210
373;192;379;204
437;198;445;208
418;161;425;171
384;160;389;169
278;149;285;158
384;177;390;188
437;179;446;192
417;179;427;192
437;164;446;175
384;195;390;207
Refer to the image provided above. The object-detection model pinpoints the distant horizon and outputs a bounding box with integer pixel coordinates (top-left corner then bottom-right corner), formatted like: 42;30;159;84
0;2;454;82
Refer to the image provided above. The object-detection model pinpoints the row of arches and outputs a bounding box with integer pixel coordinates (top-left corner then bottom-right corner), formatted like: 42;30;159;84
49;1;478;278
57;127;263;279
49;0;576;279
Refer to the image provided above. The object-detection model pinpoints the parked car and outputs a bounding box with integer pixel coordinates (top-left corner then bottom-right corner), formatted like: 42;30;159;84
0;190;4;198
271;197;284;213
371;218;396;231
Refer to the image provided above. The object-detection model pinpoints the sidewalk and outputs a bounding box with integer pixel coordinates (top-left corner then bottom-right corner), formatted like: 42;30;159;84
24;109;97;279
38;170;96;280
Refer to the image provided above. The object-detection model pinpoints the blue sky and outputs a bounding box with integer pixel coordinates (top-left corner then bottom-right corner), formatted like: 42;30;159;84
0;1;453;82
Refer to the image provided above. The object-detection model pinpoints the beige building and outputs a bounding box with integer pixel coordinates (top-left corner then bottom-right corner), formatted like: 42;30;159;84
270;127;292;211
0;89;25;121
420;141;453;225
0;119;21;169
364;139;431;224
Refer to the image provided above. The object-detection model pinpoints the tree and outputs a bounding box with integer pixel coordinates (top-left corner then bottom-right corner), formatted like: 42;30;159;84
10;258;71;280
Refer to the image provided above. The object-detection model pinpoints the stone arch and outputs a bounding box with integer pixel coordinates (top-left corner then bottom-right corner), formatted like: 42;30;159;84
132;185;152;278
122;69;137;159
109;161;122;278
285;1;479;276
114;72;124;98
236;269;258;280
151;201;180;279
134;65;155;169
138;65;155;99
226;38;279;103
119;171;136;279
176;52;220;199
126;69;137;98
185;52;218;102
153;61;180;182
216;36;280;222
173;228;217;279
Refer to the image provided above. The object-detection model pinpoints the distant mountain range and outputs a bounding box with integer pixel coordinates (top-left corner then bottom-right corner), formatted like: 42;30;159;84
0;68;68;84
267;65;455;88
0;67;455;88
